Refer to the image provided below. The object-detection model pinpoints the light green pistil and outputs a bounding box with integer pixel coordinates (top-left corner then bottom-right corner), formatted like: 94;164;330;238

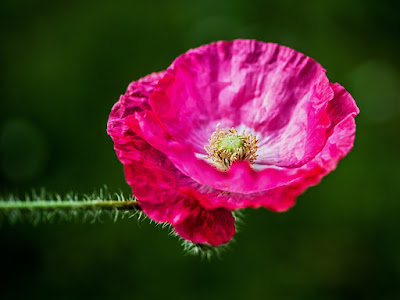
218;135;245;154
205;126;259;171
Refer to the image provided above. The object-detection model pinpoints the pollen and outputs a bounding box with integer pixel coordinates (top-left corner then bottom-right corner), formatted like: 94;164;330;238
204;125;258;171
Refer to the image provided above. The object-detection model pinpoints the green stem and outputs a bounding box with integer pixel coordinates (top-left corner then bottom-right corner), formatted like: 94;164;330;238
0;200;140;211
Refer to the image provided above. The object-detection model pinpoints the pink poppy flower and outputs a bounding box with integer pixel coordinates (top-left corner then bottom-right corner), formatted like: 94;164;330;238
107;39;359;246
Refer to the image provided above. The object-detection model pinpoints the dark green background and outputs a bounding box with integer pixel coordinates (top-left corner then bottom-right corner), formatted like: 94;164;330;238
1;0;399;299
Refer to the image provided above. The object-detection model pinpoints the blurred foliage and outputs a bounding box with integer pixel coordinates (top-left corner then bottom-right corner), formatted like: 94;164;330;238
1;0;400;299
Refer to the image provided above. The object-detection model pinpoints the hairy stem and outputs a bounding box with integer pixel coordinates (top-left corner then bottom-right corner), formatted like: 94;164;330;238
0;200;140;211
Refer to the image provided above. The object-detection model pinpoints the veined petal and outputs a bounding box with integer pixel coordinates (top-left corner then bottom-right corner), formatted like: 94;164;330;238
150;40;333;167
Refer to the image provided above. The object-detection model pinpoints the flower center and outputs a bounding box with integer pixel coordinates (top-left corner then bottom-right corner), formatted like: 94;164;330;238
204;126;258;171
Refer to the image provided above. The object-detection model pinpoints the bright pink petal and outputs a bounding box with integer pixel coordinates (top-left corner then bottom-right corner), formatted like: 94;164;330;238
181;83;358;211
107;71;235;245
150;40;333;167
107;71;166;165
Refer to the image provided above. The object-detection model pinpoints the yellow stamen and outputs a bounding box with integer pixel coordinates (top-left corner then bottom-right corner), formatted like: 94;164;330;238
204;125;258;171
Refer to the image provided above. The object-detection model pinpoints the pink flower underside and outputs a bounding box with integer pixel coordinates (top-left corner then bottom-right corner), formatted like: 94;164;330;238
107;40;359;245
108;72;235;245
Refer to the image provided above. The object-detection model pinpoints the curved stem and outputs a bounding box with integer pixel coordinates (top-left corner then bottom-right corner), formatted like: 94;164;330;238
0;200;140;211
